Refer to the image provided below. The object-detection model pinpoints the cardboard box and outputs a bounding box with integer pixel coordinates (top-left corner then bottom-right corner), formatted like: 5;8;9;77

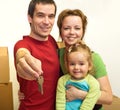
0;47;9;83
57;42;65;48
103;95;120;110
0;82;13;110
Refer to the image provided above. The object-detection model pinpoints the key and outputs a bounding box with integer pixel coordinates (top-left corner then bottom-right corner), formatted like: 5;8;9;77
37;75;44;95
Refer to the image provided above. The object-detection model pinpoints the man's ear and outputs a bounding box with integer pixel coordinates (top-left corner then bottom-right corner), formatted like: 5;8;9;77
27;14;32;24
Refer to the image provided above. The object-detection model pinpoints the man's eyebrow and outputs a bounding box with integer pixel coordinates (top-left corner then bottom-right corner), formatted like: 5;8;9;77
36;12;44;15
36;12;55;16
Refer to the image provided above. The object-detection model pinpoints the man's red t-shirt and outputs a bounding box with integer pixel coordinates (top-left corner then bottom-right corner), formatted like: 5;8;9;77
14;35;60;110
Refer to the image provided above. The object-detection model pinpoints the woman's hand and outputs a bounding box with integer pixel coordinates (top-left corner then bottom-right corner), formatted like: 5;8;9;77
18;90;25;101
66;76;113;105
66;85;87;101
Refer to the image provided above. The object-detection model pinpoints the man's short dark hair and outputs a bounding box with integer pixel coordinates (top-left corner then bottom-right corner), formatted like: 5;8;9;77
28;0;57;18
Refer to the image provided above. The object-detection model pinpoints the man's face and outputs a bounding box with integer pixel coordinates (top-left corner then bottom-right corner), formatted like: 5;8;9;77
28;3;55;40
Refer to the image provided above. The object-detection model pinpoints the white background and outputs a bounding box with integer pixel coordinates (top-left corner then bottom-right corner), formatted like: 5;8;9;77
0;0;120;110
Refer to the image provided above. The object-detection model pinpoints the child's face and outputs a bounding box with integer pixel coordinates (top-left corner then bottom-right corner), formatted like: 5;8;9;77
68;51;90;80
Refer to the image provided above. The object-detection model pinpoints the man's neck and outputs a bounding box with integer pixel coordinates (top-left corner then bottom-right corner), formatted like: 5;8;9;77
29;32;48;41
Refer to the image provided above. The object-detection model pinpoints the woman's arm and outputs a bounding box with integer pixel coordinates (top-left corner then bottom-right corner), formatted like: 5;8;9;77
96;75;113;104
66;85;87;101
66;75;113;105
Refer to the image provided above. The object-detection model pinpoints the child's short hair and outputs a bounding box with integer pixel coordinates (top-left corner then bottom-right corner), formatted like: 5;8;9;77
65;41;95;75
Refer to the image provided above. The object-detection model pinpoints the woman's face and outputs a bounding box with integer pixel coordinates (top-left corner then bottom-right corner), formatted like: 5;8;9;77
61;16;83;46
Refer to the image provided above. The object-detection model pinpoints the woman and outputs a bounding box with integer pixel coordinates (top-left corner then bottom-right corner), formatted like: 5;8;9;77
57;9;112;110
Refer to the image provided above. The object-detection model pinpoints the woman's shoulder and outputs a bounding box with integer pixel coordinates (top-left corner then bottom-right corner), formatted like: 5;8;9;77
59;47;65;51
92;51;100;57
91;51;103;62
58;47;65;55
91;51;107;78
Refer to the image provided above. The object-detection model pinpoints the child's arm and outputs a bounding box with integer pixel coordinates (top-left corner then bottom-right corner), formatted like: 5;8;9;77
80;75;101;110
56;75;67;110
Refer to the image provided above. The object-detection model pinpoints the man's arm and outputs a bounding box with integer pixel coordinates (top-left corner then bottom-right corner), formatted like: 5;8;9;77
16;48;43;80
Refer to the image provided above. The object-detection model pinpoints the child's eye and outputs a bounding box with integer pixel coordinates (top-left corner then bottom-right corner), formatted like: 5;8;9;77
79;62;84;65
69;63;75;66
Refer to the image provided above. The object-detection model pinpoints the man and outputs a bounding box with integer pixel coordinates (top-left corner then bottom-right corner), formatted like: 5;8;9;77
14;0;60;109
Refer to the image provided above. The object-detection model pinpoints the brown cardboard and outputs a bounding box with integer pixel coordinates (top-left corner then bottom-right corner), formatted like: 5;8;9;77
57;42;65;48
0;82;13;110
0;47;10;83
103;95;120;110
